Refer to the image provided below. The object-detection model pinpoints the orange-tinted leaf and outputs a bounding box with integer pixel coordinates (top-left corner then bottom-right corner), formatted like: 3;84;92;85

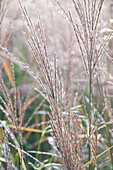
105;106;113;118
74;134;87;147
81;145;113;169
2;62;14;87
6;124;44;133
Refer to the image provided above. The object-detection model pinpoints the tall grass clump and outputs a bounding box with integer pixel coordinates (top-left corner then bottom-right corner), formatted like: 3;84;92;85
0;0;113;169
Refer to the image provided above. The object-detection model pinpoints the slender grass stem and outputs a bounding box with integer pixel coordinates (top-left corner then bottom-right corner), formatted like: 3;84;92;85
89;60;92;170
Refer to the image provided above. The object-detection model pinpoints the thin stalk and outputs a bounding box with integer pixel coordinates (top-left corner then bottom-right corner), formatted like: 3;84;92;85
89;57;92;170
89;35;93;168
